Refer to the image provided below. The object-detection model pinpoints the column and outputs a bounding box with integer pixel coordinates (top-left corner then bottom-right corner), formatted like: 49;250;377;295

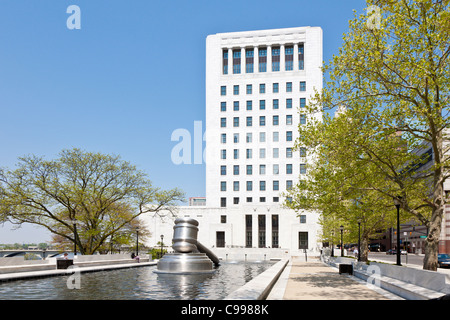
267;45;272;73
241;47;245;75
254;46;259;73
228;48;232;75
280;44;285;72
293;43;299;71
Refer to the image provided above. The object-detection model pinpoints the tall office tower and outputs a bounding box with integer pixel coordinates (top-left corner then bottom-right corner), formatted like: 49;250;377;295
144;27;323;255
205;27;323;209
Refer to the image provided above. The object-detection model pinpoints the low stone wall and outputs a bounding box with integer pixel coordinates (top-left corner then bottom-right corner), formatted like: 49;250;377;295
224;259;289;300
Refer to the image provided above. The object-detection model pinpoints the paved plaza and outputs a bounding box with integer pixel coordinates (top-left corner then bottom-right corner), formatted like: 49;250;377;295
268;257;402;300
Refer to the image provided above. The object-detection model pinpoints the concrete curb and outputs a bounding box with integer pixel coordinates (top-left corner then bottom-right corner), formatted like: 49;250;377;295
224;259;289;300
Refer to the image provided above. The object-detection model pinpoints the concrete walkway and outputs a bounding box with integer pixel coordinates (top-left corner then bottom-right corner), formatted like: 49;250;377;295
267;257;402;300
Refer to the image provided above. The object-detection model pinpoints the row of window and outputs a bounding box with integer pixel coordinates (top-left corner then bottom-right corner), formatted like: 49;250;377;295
221;115;306;128
223;44;305;75
219;196;294;207
221;148;306;160
221;132;307;146
220;98;307;112
220;162;307;176
220;179;302;192
221;82;306;96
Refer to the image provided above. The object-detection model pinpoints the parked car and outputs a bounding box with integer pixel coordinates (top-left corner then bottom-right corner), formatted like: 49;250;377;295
438;254;450;268
401;250;407;255
386;249;396;255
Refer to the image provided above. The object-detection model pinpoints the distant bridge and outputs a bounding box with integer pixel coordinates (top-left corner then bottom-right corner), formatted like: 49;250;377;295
0;249;63;259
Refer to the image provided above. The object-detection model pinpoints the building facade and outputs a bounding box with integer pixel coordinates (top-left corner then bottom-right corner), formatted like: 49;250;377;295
144;27;324;258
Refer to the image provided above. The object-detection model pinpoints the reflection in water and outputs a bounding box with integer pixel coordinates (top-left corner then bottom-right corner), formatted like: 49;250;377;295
0;261;275;300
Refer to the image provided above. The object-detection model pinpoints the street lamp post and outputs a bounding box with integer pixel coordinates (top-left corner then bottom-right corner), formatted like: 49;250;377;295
72;218;77;256
393;197;402;266
331;230;334;257
357;219;361;262
136;227;139;256
160;235;164;259
340;225;344;257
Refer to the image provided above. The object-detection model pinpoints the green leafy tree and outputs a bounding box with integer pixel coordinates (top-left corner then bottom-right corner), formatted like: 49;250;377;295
0;148;185;255
299;0;450;270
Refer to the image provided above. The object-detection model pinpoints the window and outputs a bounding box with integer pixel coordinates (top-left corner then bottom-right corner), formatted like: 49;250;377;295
273;197;279;203
259;83;265;93
233;85;239;95
273;180;279;191
286;82;292;92
259;100;265;110
246;100;252;110
299;232;308;249
247;84;252;94
286;180;293;190
300;81;306;92
223;50;228;75
220;165;226;175
255;132;263;143
221;133;226;144
273;132;279;142
246;181;253;191
273;83;279;93
233;133;239;143
286;115;293;125
221;86;226;96
298;43;304;70
273;99;279;109
246;215;252;247
300;98;306;108
300;163;307;174
258;47;267;72
286;98;292;109
273;164;279;175
300;147;307;157
221;102;226;112
233;165;239;175
300;114;306;124
220;197;226;208
233;50;241;74
259;164;266;175
246;197;253;203
246;133;252;143
246;149;252;159
286;164;293;174
221;215;227;223
260;197;266;203
246;164;253;175
233;101;239;111
233;181;239;191
259;116;266;126
221;117;226;128
246;49;254;73
220;181;226;191
260;181;266;191
286;147;293;158
233;117;239;127
300;215;306;224
286;131;293;141
273;148;279;158
259;148;266;159
233;149;239;159
273;115;279;126
221;149;226;159
285;46;293;71
246;116;252;127
272;47;280;71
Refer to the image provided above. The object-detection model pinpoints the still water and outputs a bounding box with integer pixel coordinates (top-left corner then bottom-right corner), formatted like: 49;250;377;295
0;261;275;300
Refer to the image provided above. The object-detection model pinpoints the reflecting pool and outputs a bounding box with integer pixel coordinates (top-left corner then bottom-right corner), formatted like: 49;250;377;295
0;261;275;300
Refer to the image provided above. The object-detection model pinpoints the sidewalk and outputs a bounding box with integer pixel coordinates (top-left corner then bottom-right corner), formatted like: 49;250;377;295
267;257;402;300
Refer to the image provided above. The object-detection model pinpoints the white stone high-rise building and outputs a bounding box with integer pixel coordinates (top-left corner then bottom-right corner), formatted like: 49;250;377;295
144;27;323;259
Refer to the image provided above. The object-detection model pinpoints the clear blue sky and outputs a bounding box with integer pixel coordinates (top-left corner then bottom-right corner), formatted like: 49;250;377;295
0;0;368;243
